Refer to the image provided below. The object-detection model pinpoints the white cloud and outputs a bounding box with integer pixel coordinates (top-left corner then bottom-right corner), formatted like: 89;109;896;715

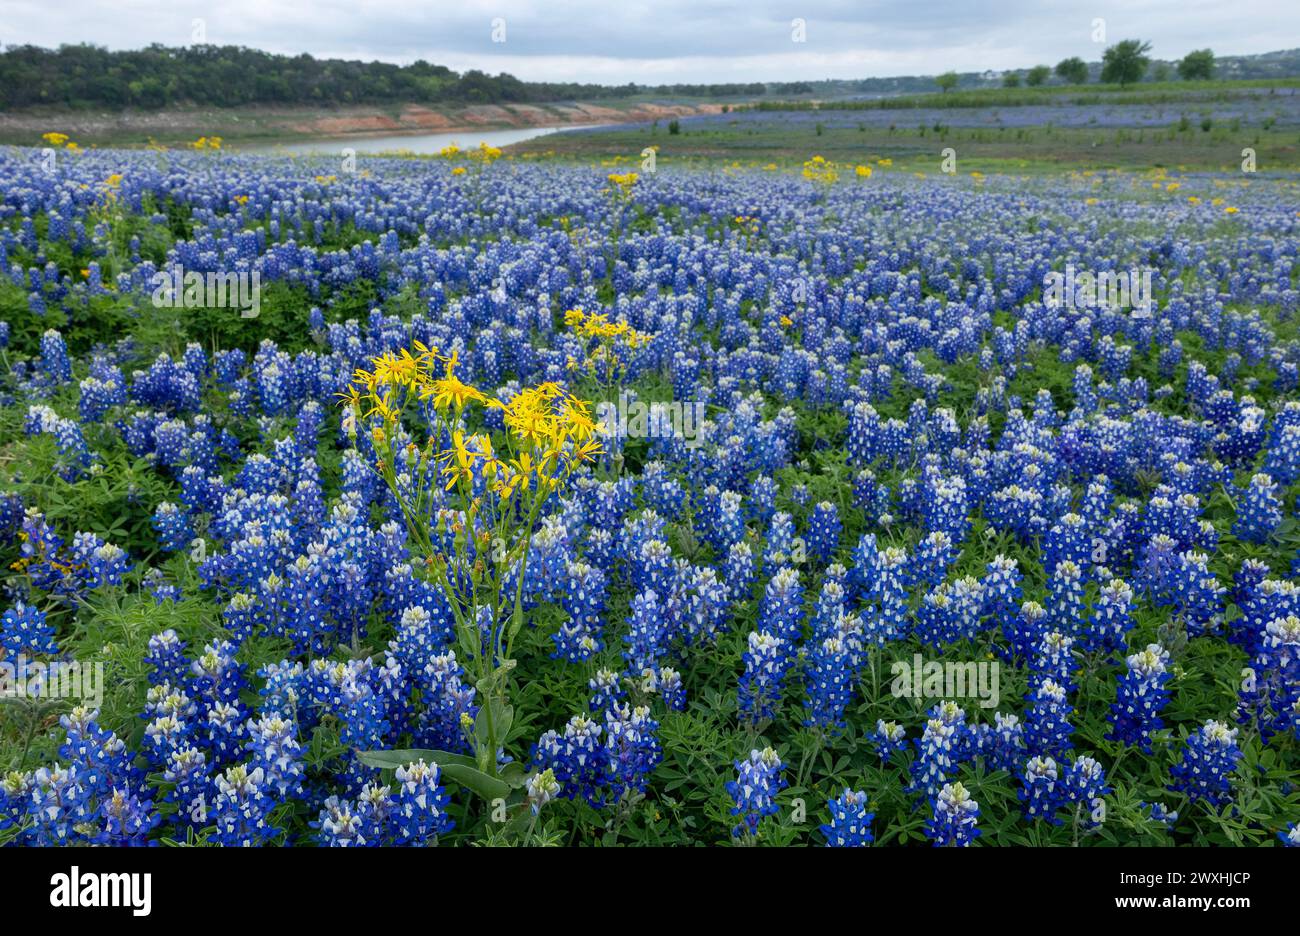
0;0;1293;84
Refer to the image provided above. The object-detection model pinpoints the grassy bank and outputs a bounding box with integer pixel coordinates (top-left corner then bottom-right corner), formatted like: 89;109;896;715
515;119;1300;173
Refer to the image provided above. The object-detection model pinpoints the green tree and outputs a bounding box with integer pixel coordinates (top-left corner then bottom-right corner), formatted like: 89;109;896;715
1055;57;1088;84
1002;71;1021;88
935;71;959;93
1178;48;1215;80
1025;64;1051;86
1101;39;1152;87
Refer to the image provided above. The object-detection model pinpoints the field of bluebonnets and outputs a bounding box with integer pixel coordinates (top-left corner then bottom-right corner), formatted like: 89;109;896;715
0;135;1298;848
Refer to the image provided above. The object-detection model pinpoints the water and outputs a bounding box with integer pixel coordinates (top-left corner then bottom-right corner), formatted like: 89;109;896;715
246;124;600;155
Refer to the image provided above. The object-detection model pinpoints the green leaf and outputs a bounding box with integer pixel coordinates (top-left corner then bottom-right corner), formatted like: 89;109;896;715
440;763;512;801
355;748;477;771
499;760;528;789
475;699;514;751
356;749;511;801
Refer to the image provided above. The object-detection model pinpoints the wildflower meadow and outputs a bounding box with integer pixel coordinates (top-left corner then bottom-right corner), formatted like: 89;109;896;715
1;39;1299;862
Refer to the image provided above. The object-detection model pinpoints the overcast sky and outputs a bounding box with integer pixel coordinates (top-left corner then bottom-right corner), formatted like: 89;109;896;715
1;0;1294;84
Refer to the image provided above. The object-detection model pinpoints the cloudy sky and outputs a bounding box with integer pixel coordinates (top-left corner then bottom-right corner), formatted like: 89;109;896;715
1;0;1294;83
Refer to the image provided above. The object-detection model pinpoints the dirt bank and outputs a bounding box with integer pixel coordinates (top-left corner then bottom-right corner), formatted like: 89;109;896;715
0;101;727;147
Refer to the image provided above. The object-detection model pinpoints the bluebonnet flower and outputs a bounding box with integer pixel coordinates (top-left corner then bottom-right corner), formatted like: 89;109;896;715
72;533;131;588
526;768;561;815
534;715;606;807
150;502;192;554
1046;560;1085;638
1;602;58;657
1233;473;1283;544
806;501;841;565
727;747;785;838
1264;423;1300;485
821;789;873;847
205;703;249;764
604;704;662;799
978;712;1026;771
623;588;665;677
1086;578;1136;654
163;746;210;831
1003;600;1049;663
553;561;607;662
737;630;792;726
28;764;93;845
1044;513;1090;575
982;554;1022;623
97;787;162;846
763;512;796;568
40;328;71;383
589;668;625;713
803;635;855;732
1169;550;1226;635
656;666;686;711
687;566;729;644
724;541;755;603
872;719;908;765
1168;720;1242;808
926;781;980;847
759;567;803;643
1142;801;1179;827
1065;755;1110;826
1024;678;1074;757
1108;644;1172;753
1279;823;1300;847
1032;631;1076;687
247;715;304;799
393;760;453;844
910;702;971;796
869;546;910;643
1019;755;1068;824
314;796;371;846
189;639;246;708
1;771;33;839
711;489;747;552
909;531;955;589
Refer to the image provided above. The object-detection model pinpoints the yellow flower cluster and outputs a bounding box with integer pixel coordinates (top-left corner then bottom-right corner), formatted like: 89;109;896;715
344;344;601;501
564;308;651;347
854;165;873;178
440;142;503;165
607;172;638;197
802;155;838;185
41;132;72;147
468;142;503;163
98;173;124;205
191;136;223;151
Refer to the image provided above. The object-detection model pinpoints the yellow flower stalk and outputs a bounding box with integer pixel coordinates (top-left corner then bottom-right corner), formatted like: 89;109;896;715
344;345;602;783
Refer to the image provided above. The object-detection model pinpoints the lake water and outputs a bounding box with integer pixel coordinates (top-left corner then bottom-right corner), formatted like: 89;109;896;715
246;124;600;155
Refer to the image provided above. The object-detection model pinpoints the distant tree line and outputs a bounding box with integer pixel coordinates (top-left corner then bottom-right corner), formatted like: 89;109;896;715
977;43;1217;92
0;43;768;110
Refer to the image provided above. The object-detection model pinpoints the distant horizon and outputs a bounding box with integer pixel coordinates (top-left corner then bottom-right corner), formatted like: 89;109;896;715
1;0;1295;85
2;38;1296;93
